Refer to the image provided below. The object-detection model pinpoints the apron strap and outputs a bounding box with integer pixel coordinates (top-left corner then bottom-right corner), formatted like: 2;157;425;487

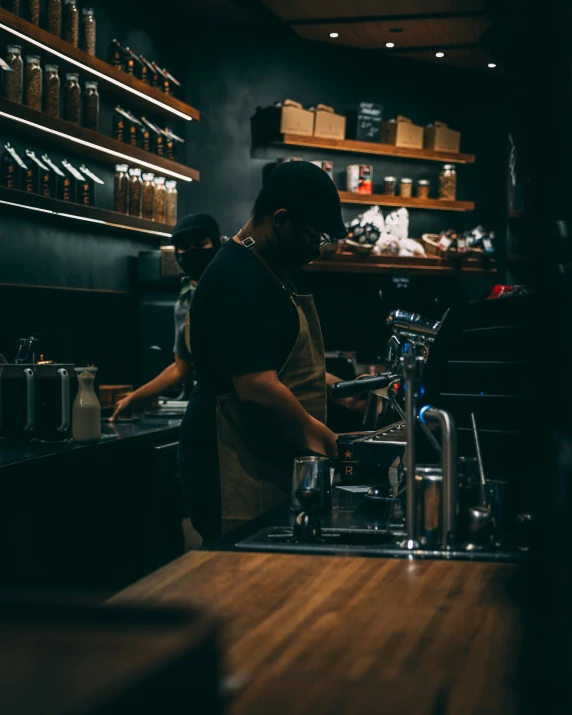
238;232;296;299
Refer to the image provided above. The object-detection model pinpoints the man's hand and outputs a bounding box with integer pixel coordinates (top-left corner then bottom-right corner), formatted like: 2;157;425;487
110;393;134;422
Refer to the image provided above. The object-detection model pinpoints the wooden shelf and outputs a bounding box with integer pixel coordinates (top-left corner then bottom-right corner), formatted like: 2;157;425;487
0;8;199;121
339;190;474;212
305;254;497;276
0;98;199;182
273;134;476;164
0;186;173;238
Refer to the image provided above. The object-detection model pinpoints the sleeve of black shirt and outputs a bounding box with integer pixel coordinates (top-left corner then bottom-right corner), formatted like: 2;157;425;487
196;264;299;379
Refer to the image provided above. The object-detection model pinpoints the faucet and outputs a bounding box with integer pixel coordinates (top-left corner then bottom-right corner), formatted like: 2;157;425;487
420;406;458;549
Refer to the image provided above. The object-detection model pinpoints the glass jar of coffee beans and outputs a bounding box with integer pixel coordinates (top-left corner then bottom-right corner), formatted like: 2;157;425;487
128;167;143;216
83;81;99;131
63;0;79;47
439;164;457;201
47;0;63;37
141;173;155;220
383;176;396;196
416;179;430;199
4;45;23;104
24;0;40;24
44;64;60;118
64;72;81;123
24;55;42;111
399;177;413;198
114;164;129;214
5;0;21;14
81;8;96;55
153;176;166;222
165;180;178;225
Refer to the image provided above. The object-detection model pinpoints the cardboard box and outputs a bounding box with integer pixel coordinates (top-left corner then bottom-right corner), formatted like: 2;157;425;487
424;121;461;153
313;104;346;140
381;115;424;149
251;100;314;142
346;102;383;142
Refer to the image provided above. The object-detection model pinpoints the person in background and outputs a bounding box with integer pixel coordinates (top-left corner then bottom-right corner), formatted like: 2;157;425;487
110;213;221;422
179;161;351;539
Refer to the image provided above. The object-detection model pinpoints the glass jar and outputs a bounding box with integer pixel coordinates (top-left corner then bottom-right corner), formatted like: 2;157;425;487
5;0;21;14
43;64;60;118
24;55;42;111
47;0;62;36
165;180;177;225
439;164;457;200
4;45;23;103
128;167;142;216
399;177;413;198
83;81;99;131
383;176;396;195
81;8;96;55
63;72;80;123
63;0;79;47
24;0;40;24
141;173;155;220
153;176;166;222
114;163;129;213
417;179;430;199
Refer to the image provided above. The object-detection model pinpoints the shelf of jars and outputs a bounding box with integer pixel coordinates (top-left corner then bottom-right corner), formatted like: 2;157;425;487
272;134;476;164
0;185;174;238
0;98;199;181
338;191;474;212
0;7;199;121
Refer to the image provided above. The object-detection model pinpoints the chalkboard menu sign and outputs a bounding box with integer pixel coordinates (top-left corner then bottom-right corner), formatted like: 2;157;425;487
346;102;384;142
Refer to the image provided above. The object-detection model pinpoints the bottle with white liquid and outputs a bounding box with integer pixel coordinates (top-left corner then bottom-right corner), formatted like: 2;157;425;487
72;367;101;443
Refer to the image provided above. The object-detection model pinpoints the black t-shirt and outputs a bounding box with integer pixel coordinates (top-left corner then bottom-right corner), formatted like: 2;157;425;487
179;239;300;462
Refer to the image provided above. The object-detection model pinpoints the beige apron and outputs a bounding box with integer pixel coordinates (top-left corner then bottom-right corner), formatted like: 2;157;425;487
216;268;327;526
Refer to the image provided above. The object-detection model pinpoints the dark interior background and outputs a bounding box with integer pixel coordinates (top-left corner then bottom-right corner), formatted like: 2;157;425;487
0;0;509;380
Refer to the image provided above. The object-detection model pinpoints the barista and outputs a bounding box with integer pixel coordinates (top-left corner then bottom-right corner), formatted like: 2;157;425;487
110;214;221;421
179;161;349;536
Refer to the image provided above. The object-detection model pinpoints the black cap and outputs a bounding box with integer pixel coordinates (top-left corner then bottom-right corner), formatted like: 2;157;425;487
255;161;347;239
172;213;220;246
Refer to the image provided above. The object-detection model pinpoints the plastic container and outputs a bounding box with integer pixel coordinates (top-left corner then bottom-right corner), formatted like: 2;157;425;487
72;367;101;443
83;81;99;131
63;72;80;123
43;64;60;118
114;163;129;214
439;164;457;200
63;0;79;47
128;167;142;217
81;8;96;56
153;176;166;222
141;172;155;220
47;0;62;36
399;177;413;198
383;176;396;195
4;45;23;104
165;180;177;225
24;55;42;111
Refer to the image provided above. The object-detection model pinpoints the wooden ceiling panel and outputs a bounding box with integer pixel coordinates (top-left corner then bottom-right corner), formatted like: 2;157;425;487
399;47;495;71
293;16;491;50
261;0;486;22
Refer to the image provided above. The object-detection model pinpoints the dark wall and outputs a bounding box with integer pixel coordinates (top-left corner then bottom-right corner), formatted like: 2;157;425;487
0;4;509;375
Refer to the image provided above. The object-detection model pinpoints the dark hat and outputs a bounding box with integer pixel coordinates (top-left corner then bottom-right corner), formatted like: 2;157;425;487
255;161;347;239
172;213;220;244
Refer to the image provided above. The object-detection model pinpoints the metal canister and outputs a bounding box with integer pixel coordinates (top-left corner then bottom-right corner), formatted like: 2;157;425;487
290;456;332;512
415;465;443;548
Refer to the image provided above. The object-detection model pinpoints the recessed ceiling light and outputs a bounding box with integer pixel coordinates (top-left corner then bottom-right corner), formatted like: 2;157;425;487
488;63;497;68
385;42;395;48
329;32;339;38
435;52;445;58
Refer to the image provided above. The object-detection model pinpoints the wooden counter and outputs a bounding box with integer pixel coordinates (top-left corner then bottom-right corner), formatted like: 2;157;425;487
112;551;524;714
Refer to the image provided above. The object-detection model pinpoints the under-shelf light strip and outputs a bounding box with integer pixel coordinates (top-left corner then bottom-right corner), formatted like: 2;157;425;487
0;199;173;237
0;110;193;182
0;21;193;122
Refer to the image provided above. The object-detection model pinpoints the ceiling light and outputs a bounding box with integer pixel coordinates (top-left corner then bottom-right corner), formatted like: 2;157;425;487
0;20;193;121
435;52;445;58
385;42;395;48
329;32;339;38
0;110;194;182
488;63;497;68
